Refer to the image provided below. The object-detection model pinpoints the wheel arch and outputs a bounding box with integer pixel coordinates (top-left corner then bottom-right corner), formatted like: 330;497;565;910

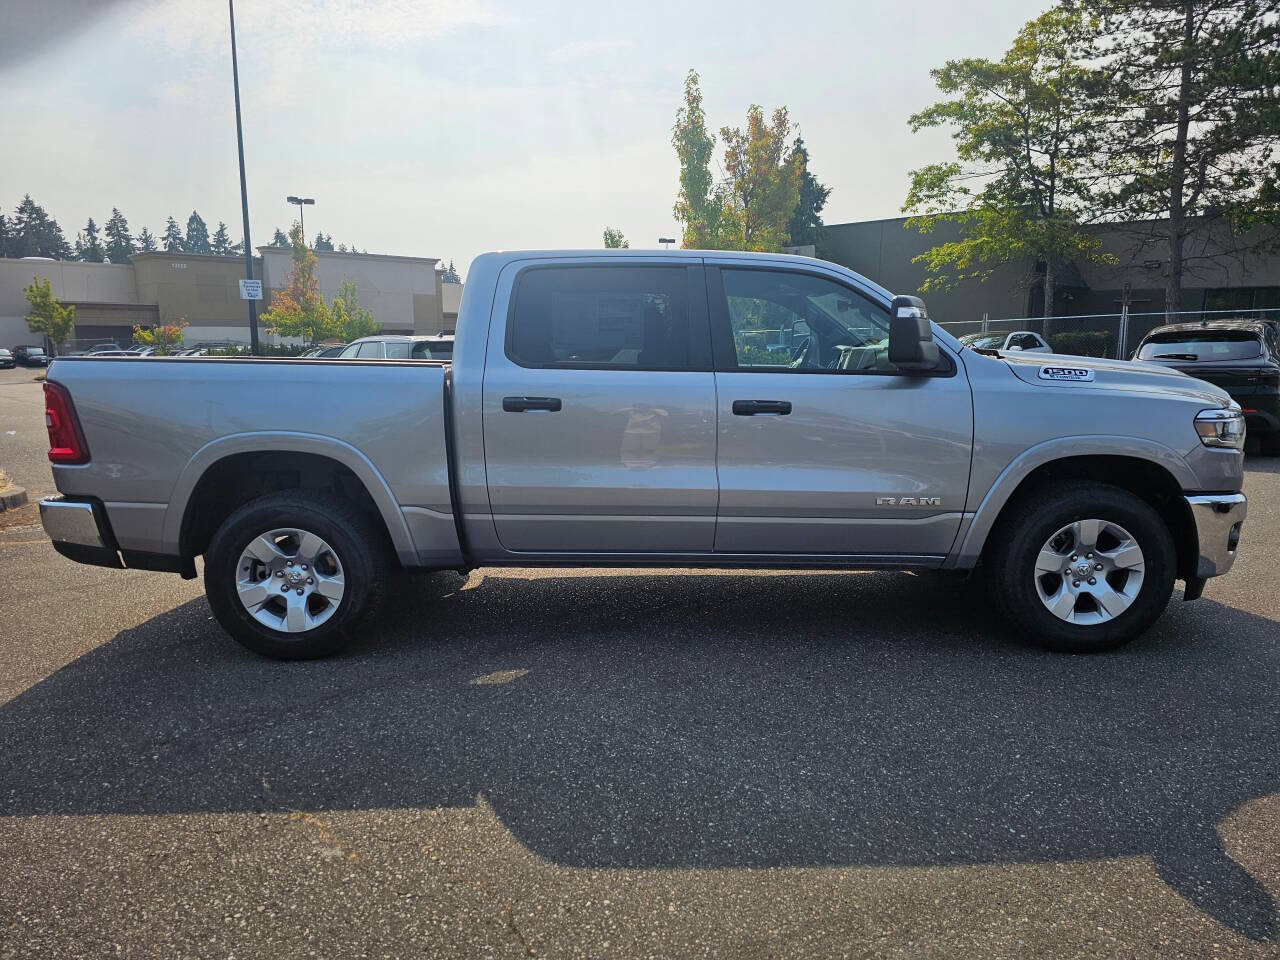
165;433;417;565
955;439;1199;581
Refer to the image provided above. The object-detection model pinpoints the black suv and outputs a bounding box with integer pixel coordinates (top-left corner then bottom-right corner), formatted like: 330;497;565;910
1135;319;1280;455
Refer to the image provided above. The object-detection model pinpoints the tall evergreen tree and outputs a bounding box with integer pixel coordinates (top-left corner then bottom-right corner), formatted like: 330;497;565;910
103;208;136;263
210;221;232;256
1075;0;1280;313
270;228;290;247
137;227;158;252
12;195;73;260
162;216;185;252
78;217;106;262
0;214;10;259
440;260;461;283
313;232;334;252
185;211;210;254
786;135;831;249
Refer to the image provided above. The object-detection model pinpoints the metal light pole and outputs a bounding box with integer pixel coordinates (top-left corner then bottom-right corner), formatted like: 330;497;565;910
287;196;315;241
228;0;259;354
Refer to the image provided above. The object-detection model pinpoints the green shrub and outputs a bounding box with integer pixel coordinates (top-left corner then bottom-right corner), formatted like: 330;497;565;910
1048;331;1115;358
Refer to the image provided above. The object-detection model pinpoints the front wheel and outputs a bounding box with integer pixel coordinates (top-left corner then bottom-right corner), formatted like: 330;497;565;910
205;491;390;659
987;483;1176;653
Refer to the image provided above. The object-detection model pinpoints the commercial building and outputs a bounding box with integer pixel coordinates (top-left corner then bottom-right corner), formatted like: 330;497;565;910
821;214;1280;330
0;247;450;349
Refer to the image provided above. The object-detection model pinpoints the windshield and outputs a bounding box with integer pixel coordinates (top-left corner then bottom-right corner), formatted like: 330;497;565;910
1137;332;1262;362
28;347;45;355
960;334;1006;350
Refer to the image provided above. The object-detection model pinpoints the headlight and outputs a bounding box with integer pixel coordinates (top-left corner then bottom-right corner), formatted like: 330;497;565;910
1195;407;1246;449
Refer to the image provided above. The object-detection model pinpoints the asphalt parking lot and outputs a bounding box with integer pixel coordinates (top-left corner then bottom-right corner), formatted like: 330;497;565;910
1;364;1278;959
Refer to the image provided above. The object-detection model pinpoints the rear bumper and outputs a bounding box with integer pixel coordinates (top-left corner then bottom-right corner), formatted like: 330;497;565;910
1185;492;1246;579
40;497;122;568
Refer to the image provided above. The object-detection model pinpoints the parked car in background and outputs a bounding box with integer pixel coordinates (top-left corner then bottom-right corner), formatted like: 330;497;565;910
0;348;13;369
336;334;453;361
1134;319;1280;455
959;330;1053;354
299;343;348;359
12;345;50;367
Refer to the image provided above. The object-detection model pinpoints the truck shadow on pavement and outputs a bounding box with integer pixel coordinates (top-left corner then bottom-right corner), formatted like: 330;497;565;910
0;569;1276;941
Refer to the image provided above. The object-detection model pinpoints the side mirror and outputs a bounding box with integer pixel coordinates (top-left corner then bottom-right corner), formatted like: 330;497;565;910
888;295;941;371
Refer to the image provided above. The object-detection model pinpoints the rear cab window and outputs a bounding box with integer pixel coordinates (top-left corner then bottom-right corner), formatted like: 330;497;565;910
1137;331;1263;362
507;265;706;371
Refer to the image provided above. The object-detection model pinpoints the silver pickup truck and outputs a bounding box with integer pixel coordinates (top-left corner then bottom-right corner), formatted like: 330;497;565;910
39;250;1247;659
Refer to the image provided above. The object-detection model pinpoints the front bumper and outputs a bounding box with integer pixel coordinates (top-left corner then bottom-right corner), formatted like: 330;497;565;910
1185;493;1246;579
40;497;123;568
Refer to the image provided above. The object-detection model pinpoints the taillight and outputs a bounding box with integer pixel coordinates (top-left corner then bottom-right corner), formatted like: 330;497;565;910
44;381;89;464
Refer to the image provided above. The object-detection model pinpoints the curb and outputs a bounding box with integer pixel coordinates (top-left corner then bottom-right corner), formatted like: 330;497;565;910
0;484;29;512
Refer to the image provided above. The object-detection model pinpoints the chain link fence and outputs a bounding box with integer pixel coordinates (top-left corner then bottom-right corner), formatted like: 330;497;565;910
939;307;1280;359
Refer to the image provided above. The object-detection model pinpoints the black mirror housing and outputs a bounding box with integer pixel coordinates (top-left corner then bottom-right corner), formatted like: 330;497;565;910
888;295;941;371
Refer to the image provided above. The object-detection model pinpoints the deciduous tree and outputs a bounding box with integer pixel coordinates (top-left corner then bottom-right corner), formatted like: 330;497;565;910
602;227;629;248
672;69;729;248
671;70;803;252
1074;0;1280;313
329;279;378;342
261;223;333;344
132;319;188;355
903;6;1111;317
24;275;76;352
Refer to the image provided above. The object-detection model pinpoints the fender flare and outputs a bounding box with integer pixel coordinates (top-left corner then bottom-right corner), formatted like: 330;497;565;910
162;431;417;562
951;434;1197;566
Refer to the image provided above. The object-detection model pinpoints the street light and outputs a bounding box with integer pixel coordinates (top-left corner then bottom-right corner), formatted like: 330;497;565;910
228;0;259;355
659;237;675;249
286;195;315;239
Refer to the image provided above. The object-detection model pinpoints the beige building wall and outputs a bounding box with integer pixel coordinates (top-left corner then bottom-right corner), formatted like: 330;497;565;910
0;257;141;346
132;252;270;344
259;248;442;336
441;280;463;332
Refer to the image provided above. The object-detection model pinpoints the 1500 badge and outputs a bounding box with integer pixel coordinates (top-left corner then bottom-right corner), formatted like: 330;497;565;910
1039;365;1095;382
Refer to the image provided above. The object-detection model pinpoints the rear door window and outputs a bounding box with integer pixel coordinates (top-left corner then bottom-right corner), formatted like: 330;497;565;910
1137;332;1262;362
507;265;701;370
354;341;384;359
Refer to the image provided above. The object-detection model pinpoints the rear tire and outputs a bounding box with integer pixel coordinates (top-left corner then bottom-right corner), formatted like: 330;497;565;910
987;483;1176;653
205;491;390;660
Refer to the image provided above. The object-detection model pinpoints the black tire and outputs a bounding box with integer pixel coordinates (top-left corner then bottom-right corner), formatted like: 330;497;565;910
987;483;1176;653
205;491;390;660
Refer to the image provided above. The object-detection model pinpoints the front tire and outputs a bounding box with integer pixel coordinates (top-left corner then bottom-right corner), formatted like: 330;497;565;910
987;483;1176;653
205;491;390;659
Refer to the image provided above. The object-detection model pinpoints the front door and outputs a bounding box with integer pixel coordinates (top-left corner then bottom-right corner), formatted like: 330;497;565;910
707;263;973;560
481;260;718;554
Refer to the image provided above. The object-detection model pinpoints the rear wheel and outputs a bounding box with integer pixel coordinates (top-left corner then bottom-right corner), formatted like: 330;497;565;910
205;491;390;659
988;483;1176;653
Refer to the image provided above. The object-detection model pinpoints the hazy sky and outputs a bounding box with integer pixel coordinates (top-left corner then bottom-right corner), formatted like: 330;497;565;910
1;0;1050;273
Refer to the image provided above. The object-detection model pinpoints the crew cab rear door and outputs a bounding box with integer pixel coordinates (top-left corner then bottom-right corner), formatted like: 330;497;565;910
706;262;972;560
480;258;718;553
